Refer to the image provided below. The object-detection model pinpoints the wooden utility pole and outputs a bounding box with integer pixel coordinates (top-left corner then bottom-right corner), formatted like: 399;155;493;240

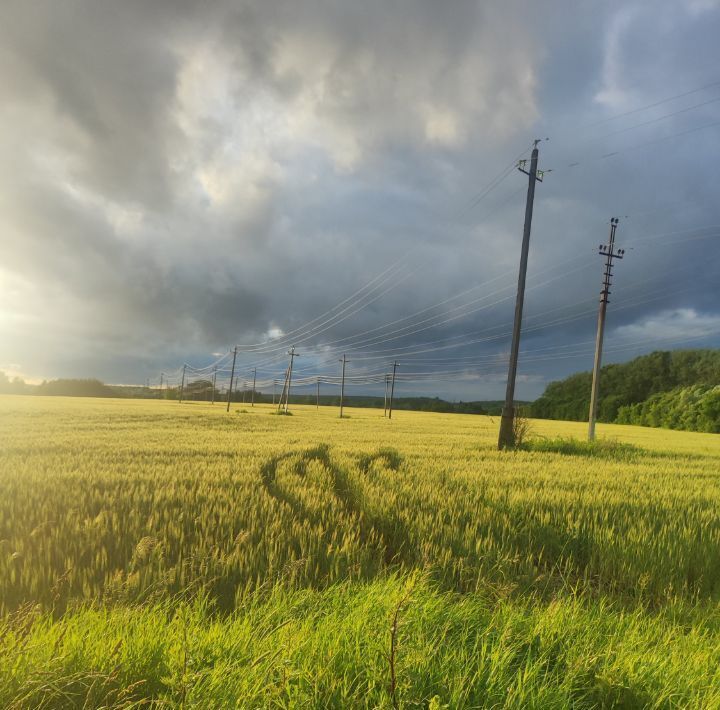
383;374;389;417
226;346;237;413
211;367;217;404
339;355;349;418
316;378;320;409
251;368;256;407
179;365;186;403
388;362;399;419
498;140;544;449
589;218;624;441
284;347;298;413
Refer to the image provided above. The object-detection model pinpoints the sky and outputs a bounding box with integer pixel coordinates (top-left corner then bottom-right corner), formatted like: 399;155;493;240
1;0;719;400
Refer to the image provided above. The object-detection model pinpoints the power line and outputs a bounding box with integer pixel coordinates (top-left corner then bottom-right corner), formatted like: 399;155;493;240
555;119;720;171
200;265;718;389
597;95;720;140
235;262;418;356
586;78;720;127
236;256;411;351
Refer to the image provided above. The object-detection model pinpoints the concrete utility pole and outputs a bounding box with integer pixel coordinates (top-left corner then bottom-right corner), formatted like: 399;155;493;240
284;347;299;413
339;355;349;418
179;365;186;403
251;368;256;407
316;378;320;409
226;346;237;413
498;140;545;449
278;367;290;412
589;218;624;441
211;367;217;404
388;362;399;419
277;369;288;412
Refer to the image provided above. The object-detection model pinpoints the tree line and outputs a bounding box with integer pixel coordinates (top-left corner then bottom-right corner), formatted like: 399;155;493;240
0;374;117;397
531;349;720;433
0;372;511;415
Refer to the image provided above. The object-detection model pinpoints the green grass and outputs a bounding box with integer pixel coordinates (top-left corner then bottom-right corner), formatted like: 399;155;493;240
519;436;642;459
2;577;719;708
1;395;720;707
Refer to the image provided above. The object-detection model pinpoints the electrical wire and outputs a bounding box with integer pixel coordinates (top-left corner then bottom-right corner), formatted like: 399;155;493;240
586;78;720;127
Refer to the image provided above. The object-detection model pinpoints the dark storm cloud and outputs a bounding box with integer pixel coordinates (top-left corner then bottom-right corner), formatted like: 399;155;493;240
0;1;183;207
0;0;718;397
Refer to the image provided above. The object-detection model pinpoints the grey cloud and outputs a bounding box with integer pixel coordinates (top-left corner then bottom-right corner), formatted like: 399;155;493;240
0;1;183;208
0;0;718;398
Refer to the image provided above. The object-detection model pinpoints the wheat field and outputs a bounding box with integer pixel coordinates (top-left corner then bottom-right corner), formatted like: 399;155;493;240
0;395;719;708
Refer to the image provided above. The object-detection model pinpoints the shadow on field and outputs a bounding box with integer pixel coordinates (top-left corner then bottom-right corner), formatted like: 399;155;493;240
357;447;403;474
255;442;720;608
259;444;414;572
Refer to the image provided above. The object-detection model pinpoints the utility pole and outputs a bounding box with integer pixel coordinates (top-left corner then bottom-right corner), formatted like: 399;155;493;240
242;381;247;404
272;379;277;406
179;365;186;403
159;372;164;399
498;140;544;449
226;346;237;413
339;354;349;418
589;218;624;441
284;347;298;413
316;378;320;409
277;368;289;412
383;374;389;416
388;362;399;419
251;368;256;407
211;367;217;404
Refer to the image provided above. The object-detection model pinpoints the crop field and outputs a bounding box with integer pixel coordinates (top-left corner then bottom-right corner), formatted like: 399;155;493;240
1;395;719;708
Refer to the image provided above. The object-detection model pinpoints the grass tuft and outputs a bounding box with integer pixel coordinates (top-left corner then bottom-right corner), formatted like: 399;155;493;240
519;436;642;459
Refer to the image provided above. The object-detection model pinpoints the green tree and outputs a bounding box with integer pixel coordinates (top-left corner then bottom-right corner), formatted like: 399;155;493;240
531;349;720;429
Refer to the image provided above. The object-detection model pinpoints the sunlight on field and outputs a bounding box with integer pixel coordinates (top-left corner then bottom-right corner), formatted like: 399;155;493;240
1;395;719;707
